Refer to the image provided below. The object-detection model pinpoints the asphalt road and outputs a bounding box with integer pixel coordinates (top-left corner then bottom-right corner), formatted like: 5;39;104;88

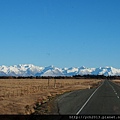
56;80;120;115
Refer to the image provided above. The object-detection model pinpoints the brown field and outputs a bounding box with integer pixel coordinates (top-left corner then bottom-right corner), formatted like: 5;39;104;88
0;79;102;115
112;80;120;85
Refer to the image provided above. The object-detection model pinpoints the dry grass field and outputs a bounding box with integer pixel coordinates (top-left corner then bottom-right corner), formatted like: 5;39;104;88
0;79;102;114
112;80;120;85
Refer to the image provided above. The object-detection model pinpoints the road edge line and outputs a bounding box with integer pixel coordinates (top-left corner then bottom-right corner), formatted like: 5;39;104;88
76;80;104;115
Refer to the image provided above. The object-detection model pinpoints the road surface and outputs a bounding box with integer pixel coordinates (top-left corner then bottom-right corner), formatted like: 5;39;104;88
56;80;120;115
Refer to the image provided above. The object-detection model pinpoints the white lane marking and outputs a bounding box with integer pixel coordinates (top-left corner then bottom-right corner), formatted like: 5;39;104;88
108;81;120;99
76;80;104;115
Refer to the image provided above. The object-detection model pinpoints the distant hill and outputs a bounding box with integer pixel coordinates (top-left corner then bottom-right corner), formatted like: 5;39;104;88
0;64;120;76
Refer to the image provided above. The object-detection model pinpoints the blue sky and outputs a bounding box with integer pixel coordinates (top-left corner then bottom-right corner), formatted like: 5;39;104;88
0;0;120;68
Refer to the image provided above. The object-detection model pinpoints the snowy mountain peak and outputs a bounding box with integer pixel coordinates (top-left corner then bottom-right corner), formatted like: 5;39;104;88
46;65;55;69
80;66;86;69
0;64;120;76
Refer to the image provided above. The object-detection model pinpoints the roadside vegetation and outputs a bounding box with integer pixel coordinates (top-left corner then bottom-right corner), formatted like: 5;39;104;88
1;74;119;114
0;76;102;114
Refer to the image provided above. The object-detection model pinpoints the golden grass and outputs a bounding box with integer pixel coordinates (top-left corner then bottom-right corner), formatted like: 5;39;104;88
0;79;102;114
112;80;120;85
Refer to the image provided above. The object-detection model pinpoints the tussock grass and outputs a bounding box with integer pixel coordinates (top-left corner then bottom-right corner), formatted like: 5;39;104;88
0;79;102;114
112;80;120;85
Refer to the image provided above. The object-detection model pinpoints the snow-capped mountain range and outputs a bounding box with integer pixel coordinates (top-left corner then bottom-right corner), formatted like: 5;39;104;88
0;64;120;76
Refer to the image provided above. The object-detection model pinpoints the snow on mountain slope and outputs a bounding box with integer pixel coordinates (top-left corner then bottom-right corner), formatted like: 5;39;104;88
78;67;95;75
0;64;120;76
35;65;64;76
91;67;120;76
0;64;43;76
62;67;79;76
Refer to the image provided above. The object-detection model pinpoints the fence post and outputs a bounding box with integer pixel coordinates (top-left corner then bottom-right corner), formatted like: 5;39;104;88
48;79;50;87
27;86;28;95
13;91;14;97
54;79;56;88
61;83;62;88
17;90;19;96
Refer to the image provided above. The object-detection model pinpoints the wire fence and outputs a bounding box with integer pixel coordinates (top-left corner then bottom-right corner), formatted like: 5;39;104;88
0;79;100;99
